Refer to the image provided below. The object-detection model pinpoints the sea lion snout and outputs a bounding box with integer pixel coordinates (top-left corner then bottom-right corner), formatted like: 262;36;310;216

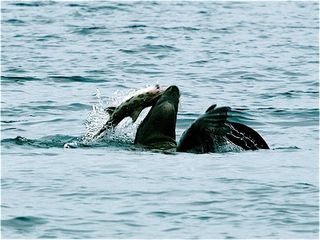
164;85;180;98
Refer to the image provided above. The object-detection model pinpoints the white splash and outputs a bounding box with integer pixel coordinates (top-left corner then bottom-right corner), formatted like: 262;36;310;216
83;87;153;144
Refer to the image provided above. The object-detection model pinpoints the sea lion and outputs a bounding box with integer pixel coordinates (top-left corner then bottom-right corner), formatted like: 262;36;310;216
93;85;269;153
176;104;269;153
93;85;166;139
134;85;180;150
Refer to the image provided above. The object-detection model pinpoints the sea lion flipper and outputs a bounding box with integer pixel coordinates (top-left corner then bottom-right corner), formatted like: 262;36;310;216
177;105;269;153
205;104;217;113
227;122;269;150
177;105;231;153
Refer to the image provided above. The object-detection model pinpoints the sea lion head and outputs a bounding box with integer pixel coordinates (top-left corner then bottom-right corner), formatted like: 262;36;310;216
155;85;180;112
134;85;180;149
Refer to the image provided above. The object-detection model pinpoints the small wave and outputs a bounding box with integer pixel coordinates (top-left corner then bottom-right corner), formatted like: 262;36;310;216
42;227;94;235
2;216;47;228
1;119;26;124
9;102;90;112
114;210;139;216
225;108;266;127
119;44;180;55
4;67;28;74
164;227;182;232
274;146;301;150
268;108;319;120
61;103;91;111
50;76;103;83
11;1;55;7
4;19;26;25
212;27;234;34
240;73;266;80
1;135;80;148
189;60;209;65
161;26;200;31
279;90;319;98
85;4;132;13
190;200;224;206
119;49;139;54
72;26;107;35
1;135;129;149
66;3;88;8
145;35;158;40
1;76;40;83
197;216;212;221
283;70;309;77
36;34;63;42
141;44;180;53
280;182;318;193
148;211;184;218
125;24;147;29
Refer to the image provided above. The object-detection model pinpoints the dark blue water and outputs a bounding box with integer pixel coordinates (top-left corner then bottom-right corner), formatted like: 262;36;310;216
1;1;319;238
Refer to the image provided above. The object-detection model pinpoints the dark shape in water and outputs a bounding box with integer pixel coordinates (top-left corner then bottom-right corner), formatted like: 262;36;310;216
134;85;269;153
177;105;269;153
1;216;47;229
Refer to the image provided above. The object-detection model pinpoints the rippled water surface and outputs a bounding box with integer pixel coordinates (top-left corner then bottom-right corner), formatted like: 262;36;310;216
1;1;319;239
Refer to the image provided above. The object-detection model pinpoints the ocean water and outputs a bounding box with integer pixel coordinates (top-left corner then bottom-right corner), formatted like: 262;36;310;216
1;1;319;239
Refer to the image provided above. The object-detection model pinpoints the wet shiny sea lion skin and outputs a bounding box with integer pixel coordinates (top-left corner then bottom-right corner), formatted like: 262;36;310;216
134;85;180;150
177;104;269;153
